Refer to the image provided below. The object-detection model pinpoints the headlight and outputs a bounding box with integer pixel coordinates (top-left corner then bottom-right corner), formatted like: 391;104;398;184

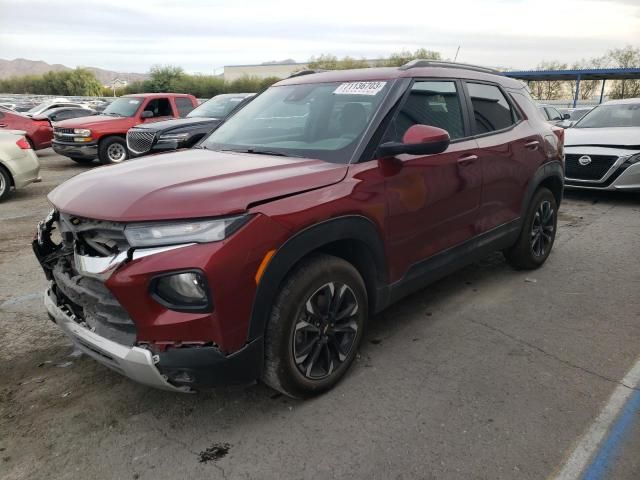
73;129;91;137
124;215;249;247
158;132;190;142
621;153;640;166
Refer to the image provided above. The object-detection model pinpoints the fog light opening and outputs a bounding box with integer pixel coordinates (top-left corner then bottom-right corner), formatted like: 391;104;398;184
150;270;213;313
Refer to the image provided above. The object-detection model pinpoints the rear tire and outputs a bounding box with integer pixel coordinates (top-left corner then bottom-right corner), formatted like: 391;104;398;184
0;166;13;201
504;187;558;270
98;136;128;165
262;254;367;398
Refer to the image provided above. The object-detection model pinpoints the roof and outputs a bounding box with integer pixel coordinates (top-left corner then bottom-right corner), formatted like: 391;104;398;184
123;93;194;98
602;97;640;105
275;64;523;89
504;68;640;81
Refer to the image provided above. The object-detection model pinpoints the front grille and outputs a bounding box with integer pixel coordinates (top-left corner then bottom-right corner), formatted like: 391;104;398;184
49;213;136;345
565;154;618;181
126;129;156;154
53;127;75;139
58;213;129;257
52;263;136;346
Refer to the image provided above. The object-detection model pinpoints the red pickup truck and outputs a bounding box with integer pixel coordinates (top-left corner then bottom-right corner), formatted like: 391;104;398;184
52;93;198;164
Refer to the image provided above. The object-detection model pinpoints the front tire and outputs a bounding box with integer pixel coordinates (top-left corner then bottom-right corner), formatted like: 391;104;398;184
262;254;367;398
98;136;128;165
504;187;558;270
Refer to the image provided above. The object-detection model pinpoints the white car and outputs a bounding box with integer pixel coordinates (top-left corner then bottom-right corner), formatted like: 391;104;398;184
564;98;640;191
25;99;89;117
0;130;41;201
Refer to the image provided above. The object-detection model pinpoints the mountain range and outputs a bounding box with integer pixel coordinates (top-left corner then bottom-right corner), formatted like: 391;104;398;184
0;58;149;85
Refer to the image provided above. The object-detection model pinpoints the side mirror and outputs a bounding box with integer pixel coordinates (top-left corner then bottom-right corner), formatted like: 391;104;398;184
563;113;571;120
377;125;450;157
141;110;154;119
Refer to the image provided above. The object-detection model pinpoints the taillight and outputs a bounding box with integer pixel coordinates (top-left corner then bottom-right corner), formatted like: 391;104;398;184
16;137;32;150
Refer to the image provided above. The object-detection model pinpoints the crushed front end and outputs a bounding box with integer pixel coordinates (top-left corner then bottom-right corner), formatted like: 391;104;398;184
32;209;263;392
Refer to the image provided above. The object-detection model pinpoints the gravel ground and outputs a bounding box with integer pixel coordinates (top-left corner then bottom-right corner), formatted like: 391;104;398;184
1;149;639;480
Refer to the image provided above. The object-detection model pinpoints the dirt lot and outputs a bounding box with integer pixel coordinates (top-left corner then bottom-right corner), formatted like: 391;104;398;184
1;149;639;480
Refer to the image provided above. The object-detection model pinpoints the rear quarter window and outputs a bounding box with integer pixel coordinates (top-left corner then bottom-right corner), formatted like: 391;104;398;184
176;97;195;117
466;83;515;134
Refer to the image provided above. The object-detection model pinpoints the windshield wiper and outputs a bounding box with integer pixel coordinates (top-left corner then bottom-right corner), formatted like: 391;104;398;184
221;148;291;157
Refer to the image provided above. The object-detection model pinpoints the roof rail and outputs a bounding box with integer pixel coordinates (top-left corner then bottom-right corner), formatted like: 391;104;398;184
399;60;502;75
287;69;325;78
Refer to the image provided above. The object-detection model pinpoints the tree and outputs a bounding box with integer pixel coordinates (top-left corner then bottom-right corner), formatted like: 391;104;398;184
0;68;102;96
308;48;442;70
528;61;569;100
604;46;640;99
381;48;441;67
570;56;607;100
147;65;186;92
308;54;369;70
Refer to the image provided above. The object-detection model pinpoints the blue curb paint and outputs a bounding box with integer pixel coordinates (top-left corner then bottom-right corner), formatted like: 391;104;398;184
582;388;640;480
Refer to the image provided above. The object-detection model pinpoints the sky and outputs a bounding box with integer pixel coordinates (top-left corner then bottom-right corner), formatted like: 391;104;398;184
0;0;639;74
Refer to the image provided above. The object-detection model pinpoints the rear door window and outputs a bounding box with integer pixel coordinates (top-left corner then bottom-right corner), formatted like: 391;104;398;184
466;83;516;134
175;97;195;117
384;80;465;142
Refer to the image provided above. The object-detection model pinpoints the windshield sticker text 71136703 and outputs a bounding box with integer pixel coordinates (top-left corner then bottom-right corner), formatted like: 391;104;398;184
333;82;387;96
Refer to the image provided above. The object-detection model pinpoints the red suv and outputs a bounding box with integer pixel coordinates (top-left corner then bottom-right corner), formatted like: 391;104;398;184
34;62;564;398
51;93;198;165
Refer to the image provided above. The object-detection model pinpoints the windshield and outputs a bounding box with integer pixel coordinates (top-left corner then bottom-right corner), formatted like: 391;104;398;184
575;103;640;128
201;81;391;163
102;97;142;117
187;95;249;118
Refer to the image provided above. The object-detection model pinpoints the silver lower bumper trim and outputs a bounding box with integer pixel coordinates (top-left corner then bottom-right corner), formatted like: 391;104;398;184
44;287;190;392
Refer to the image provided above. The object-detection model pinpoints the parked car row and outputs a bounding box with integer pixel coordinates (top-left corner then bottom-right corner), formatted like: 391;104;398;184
0;104;97;150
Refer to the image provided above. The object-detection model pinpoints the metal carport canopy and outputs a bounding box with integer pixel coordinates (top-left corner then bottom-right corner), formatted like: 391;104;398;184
502;67;640;107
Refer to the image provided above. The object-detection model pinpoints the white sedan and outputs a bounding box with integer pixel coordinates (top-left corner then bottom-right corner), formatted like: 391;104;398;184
0;130;41;201
564;98;640;191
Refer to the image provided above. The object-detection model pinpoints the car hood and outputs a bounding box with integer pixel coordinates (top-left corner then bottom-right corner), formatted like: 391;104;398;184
48;149;348;222
55;115;128;128
565;127;640;148
132;117;221;133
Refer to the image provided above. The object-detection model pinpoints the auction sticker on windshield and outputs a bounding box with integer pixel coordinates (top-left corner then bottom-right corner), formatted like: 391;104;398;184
334;82;386;96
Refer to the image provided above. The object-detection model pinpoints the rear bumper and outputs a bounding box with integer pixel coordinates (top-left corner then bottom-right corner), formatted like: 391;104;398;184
6;149;40;189
52;140;98;159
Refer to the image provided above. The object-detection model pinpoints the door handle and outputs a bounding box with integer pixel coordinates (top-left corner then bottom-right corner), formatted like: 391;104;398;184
525;140;540;150
0;124;7;128
457;154;478;166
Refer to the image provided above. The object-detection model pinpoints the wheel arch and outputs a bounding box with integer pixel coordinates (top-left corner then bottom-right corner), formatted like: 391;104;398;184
247;215;388;341
521;160;564;217
0;162;15;187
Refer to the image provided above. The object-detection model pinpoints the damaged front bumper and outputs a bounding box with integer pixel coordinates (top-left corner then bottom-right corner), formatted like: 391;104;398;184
33;209;265;392
44;286;190;392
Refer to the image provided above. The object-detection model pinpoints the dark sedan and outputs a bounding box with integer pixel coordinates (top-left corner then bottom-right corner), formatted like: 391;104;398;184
126;93;254;157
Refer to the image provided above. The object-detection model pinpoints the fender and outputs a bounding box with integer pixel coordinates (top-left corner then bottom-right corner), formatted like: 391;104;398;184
520;160;564;218
247;215;387;341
